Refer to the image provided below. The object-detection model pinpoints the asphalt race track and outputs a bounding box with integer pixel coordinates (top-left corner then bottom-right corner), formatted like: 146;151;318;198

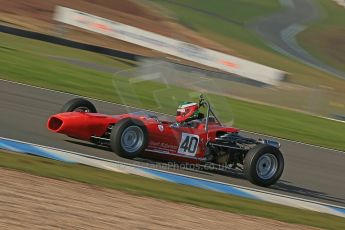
1;79;345;206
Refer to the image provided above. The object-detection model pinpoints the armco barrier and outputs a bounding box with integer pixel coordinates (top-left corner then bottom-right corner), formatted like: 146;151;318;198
0;136;344;218
54;6;286;85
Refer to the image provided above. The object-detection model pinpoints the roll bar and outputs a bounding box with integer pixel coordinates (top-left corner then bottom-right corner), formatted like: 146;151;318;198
198;95;222;133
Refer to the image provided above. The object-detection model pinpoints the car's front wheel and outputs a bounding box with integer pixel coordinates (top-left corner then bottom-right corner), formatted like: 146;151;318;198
243;144;284;187
60;98;97;113
110;118;148;159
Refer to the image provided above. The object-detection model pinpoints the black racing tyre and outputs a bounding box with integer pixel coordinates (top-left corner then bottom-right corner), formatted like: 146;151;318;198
243;144;284;187
60;98;97;113
110;118;148;159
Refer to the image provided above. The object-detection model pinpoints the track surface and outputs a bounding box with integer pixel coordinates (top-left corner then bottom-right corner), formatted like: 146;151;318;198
1;80;345;206
249;0;345;79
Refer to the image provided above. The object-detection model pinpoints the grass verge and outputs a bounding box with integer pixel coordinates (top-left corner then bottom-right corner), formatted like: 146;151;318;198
1;150;344;230
150;0;280;48
1;33;345;150
297;0;345;73
0;32;135;69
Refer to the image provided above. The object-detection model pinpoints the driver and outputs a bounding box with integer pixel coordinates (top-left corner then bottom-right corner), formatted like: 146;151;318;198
176;102;204;127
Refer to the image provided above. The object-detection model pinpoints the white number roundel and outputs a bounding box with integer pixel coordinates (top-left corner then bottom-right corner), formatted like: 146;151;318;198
178;133;199;156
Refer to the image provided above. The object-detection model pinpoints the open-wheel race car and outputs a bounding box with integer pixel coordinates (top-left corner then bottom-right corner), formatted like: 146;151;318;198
47;95;284;187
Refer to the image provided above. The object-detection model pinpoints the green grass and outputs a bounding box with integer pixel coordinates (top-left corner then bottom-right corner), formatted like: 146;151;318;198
157;0;281;24
1;151;344;230
149;0;345;92
0;32;135;69
150;0;279;48
297;0;345;73
1;33;345;150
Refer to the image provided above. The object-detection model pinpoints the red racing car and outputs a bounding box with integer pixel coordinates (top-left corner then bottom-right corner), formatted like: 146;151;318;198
47;95;284;187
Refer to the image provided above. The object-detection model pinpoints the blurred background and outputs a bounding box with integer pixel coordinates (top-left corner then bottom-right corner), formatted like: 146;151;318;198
0;0;344;121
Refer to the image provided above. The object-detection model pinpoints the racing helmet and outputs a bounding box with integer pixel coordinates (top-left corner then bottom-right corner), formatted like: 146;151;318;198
176;101;200;123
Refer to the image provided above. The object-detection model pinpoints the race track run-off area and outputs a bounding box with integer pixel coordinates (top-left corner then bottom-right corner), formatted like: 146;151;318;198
1;79;345;217
1;136;345;218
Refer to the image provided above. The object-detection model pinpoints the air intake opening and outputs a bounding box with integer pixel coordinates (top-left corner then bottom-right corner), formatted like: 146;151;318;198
48;117;63;131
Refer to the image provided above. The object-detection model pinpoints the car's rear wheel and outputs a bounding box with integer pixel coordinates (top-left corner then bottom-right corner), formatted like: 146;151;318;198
60;98;97;113
110;118;148;159
243;144;284;187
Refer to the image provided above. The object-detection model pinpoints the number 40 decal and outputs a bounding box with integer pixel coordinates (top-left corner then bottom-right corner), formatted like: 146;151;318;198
178;133;199;156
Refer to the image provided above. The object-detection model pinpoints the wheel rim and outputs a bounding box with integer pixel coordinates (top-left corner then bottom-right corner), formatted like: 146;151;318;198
120;126;144;153
256;153;278;180
74;106;90;112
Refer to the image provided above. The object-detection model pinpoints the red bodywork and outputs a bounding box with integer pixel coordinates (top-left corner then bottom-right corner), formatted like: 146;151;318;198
47;112;239;162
